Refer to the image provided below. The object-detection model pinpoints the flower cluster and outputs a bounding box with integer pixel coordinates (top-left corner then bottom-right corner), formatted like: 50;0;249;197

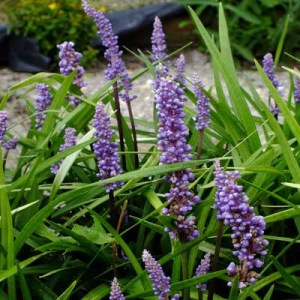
57;41;86;106
262;53;282;116
82;0;135;102
35;83;52;129
193;74;210;131
294;74;300;103
142;250;179;300
154;71;200;240
0;111;18;150
50;127;77;174
93;103;123;192
213;160;268;288
195;252;211;292
151;16;167;62
174;54;186;85
109;277;125;300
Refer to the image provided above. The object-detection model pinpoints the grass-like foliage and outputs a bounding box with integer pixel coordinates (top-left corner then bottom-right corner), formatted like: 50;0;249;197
0;2;300;300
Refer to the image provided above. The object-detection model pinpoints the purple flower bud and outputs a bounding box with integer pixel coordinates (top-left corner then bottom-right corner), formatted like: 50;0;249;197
109;277;125;300
82;0;135;102
93;103;123;192
142;249;171;299
0;110;18;150
195;252;211;292
262;53;283;116
213;160;268;288
0;111;8;144
151;16;167;62
57;41;86;107
174;54;185;85
193;74;210;131
51;127;77;174
35;83;52;129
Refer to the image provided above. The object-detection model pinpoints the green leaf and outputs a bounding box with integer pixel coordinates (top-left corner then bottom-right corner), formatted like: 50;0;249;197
57;281;77;300
72;224;114;245
264;207;300;223
271;257;300;296
0;146;16;299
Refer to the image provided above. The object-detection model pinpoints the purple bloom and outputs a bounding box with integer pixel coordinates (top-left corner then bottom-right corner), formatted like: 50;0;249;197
0;111;18;150
154;71;200;240
193;74;210;131
195;252;211;292
174;54;185;85
262;53;283;116
0;111;8;144
262;53;281;91
142;250;179;300
93;103;123;192
151;16;167;62
57;41;86;106
294;74;300;103
109;277;125;300
82;0;135;102
35;83;52;129
51;128;77;174
213;160;268;288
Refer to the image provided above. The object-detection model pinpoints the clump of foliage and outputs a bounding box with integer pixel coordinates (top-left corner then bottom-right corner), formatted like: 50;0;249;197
3;0;98;64
1;1;300;299
178;0;300;61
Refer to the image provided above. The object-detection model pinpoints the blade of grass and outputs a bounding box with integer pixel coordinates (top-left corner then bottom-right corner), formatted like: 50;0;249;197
0;146;16;299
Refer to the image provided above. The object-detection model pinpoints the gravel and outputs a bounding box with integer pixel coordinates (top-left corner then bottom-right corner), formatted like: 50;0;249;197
0;49;291;132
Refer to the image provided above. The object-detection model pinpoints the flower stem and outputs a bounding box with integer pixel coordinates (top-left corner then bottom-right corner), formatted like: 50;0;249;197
113;82;127;171
181;251;190;300
198;289;203;300
126;101;139;169
207;220;224;300
196;130;204;160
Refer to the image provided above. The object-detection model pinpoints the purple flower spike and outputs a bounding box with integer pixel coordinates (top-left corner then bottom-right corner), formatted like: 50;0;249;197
193;74;210;131
0;111;8;145
262;53;281;91
57;41;86;107
142;250;180;300
82;0;135;102
294;74;300;103
51;127;77;174
262;53;283;116
154;71;200;240
195;252;211;292
35;83;52;129
109;277;125;300
213;160;268;288
151;16;167;62
0;111;18;150
174;54;186;85
93;103;123;192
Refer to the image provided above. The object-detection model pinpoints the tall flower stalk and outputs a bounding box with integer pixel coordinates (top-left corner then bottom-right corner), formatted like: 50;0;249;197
82;0;139;170
142;250;180;300
195;252;211;300
93;103;123;227
50;127;77;174
109;277;125;300
57;41;86;107
213;160;268;289
151;16;167;62
0;111;18;151
35;83;52;129
262;53;282;118
193;74;210;160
